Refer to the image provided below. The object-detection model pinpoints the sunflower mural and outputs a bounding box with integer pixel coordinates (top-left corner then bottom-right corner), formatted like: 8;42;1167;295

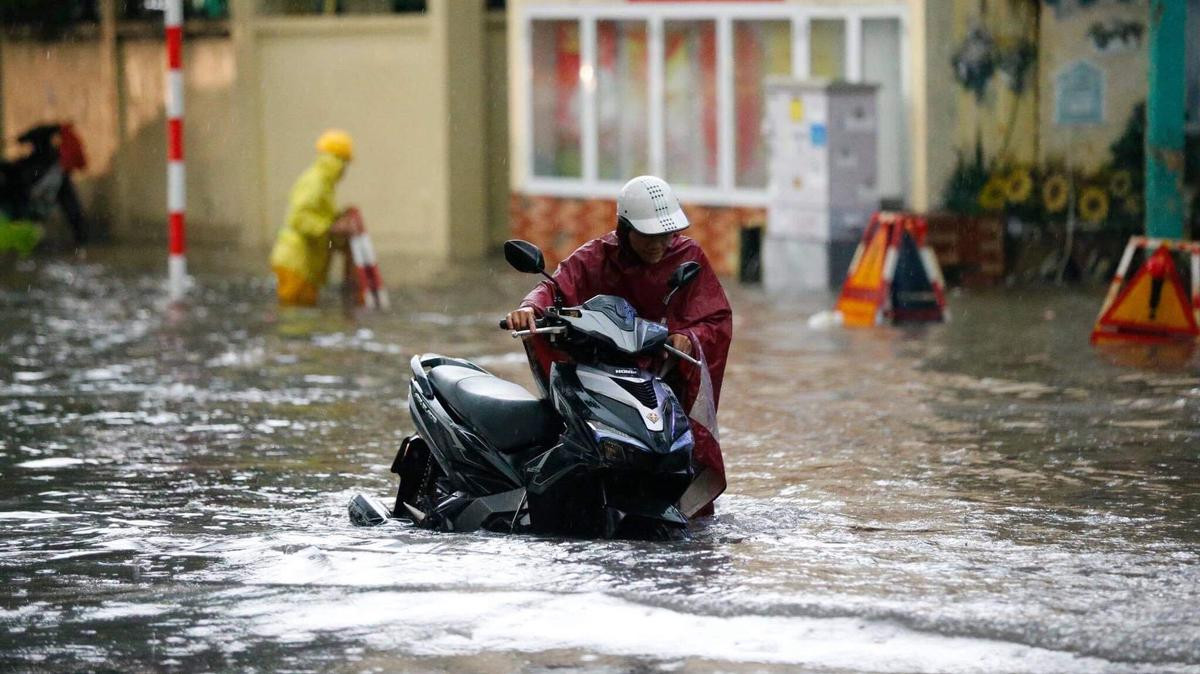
1042;173;1070;214
979;177;1008;212
1005;167;1034;205
1078;186;1110;225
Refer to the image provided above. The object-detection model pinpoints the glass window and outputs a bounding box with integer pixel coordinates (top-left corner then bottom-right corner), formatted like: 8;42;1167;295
734;20;791;188
663;20;717;187
531;19;582;178
810;19;845;79
596;20;650;181
862;18;905;202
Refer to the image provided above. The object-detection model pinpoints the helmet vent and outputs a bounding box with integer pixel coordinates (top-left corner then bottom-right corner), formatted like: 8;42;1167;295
642;180;677;230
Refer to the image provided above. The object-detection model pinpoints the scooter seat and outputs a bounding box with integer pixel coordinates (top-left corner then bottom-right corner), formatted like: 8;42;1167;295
428;365;557;453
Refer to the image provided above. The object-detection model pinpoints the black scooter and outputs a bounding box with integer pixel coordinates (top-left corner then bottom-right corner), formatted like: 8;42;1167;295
350;240;703;538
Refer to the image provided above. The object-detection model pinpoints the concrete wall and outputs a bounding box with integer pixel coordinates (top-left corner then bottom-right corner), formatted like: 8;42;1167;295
486;12;511;247
1;39;120;173
1;2;509;267
114;37;243;243
237;2;501;266
1037;1;1149;171
922;0;1170;213
0;33;242;244
252;16;445;258
1;34;120;232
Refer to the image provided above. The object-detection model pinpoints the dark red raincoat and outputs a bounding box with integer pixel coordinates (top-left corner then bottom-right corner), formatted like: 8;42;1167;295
520;231;732;516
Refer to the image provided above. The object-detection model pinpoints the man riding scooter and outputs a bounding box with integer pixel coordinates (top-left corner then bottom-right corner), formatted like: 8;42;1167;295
506;175;732;516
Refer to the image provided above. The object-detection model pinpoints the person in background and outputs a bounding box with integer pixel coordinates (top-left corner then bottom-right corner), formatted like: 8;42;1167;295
6;121;88;247
55;122;87;245
269;129;360;306
505;175;733;517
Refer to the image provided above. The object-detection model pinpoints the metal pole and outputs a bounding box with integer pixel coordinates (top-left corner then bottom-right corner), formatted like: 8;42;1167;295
165;0;187;301
1145;0;1187;240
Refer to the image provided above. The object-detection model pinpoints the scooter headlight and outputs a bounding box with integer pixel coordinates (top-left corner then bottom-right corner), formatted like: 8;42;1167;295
588;421;655;469
600;439;627;464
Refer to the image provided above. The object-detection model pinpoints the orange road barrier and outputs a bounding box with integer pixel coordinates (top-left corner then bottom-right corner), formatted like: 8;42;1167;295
1090;237;1200;345
835;212;947;327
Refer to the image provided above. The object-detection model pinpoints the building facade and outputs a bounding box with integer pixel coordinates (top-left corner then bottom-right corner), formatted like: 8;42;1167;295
1;0;511;274
506;0;1199;276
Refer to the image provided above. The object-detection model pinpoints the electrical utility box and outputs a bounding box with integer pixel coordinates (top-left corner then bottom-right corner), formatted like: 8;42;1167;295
763;78;880;290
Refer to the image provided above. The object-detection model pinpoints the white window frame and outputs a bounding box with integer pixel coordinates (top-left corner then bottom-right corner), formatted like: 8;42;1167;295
522;2;909;207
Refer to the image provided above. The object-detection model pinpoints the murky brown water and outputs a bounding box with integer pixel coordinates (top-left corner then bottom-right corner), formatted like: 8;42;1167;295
1;249;1198;672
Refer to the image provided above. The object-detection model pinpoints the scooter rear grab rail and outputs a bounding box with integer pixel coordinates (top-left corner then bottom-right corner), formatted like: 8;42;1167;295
410;353;489;398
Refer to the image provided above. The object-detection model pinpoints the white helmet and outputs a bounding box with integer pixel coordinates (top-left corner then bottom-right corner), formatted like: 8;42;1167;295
617;175;690;236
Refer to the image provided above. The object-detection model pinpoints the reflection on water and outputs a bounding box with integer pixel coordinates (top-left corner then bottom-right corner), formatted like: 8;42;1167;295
1;251;1198;672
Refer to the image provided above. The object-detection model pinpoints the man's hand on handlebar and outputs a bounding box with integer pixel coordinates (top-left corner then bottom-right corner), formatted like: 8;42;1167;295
505;307;537;333
667;333;692;357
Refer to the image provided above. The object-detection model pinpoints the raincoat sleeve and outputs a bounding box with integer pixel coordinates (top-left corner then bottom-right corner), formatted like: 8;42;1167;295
519;241;604;313
670;248;733;406
668;248;733;518
287;187;335;239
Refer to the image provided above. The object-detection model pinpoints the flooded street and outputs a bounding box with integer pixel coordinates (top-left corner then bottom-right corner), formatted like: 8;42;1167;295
1;252;1198;673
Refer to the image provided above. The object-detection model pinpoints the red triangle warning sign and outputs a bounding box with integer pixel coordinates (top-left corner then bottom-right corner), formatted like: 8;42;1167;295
1091;244;1200;345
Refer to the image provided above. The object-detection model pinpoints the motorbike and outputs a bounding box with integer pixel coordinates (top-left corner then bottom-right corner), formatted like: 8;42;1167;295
348;239;705;539
1;124;67;222
0;123;88;248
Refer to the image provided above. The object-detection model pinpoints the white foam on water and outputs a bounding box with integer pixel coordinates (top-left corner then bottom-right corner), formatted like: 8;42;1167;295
14;371;51;382
0;511;78;520
184;424;243;433
806;310;844;330
16;457;86;469
82;603;175;621
224;590;1164;673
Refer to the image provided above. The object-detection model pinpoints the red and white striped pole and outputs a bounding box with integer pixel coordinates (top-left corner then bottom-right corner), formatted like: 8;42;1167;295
165;0;187;302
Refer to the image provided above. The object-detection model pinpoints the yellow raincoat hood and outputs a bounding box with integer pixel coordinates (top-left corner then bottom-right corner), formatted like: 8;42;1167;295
269;153;346;287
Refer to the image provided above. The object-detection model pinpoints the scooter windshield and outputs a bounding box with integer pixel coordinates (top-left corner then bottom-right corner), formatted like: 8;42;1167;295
566;295;668;355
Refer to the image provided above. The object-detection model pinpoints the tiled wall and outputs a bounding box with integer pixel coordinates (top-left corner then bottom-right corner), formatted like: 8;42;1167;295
508;192;765;276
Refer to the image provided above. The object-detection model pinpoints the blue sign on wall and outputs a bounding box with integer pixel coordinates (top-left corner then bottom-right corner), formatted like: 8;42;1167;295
810;123;827;147
1055;60;1105;125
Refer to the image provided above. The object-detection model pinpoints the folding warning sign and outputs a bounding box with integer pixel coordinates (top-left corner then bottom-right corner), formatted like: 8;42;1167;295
344;207;390;310
1090;238;1200;345
835;212;947;327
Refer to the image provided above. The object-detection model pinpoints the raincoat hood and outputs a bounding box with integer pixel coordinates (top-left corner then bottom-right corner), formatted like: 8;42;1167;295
313;153;347;182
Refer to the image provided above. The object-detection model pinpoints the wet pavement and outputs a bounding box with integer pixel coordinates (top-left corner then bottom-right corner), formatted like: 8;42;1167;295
1;250;1198;672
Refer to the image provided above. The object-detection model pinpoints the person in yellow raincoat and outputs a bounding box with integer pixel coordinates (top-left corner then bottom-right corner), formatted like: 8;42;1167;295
270;129;360;306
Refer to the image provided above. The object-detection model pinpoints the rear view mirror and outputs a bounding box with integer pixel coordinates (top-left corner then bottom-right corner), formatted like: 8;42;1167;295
663;261;701;307
668;261;701;289
504;240;545;275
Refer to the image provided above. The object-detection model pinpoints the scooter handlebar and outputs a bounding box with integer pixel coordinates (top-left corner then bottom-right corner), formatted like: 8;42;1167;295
663;343;702;366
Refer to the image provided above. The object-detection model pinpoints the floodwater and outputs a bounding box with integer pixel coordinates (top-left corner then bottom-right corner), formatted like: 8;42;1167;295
1;250;1198;673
